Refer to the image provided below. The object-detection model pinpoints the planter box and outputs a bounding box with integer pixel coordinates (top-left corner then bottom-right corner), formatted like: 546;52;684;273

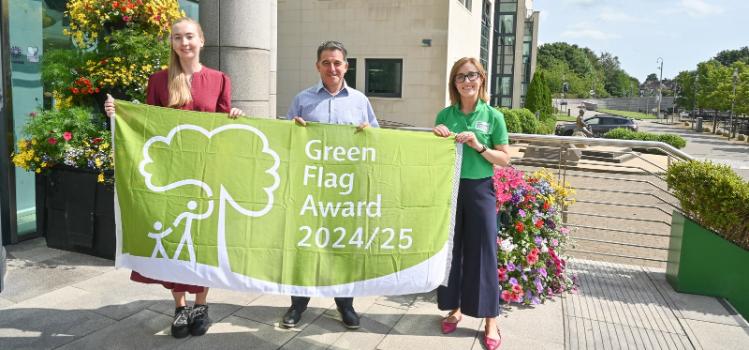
667;210;749;320
35;166;115;260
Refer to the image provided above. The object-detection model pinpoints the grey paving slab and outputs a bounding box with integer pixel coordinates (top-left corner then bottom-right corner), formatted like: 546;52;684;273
376;294;480;350
0;296;14;309
332;302;405;350
2;255;106;303
281;310;348;349
232;293;334;328
70;268;166;320
180;315;297;350
0;287;117;350
5;239;68;263
645;267;748;328
489;299;564;350
56;309;181;350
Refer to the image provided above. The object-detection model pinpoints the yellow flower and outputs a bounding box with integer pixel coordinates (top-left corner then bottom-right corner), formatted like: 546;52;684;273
36;168;41;173
97;173;105;183
95;158;103;167
101;142;109;150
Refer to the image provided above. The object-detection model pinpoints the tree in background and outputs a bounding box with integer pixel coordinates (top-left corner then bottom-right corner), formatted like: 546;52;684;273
525;70;552;118
714;47;749;66
536;42;639;98
674;70;697;111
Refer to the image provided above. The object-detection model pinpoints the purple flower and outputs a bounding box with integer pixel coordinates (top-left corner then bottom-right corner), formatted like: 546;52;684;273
532;296;542;305
518;209;526;218
539;267;548;277
551;239;559;247
509;277;518;286
521;273;528;281
534;236;543;246
545;219;556;229
507;261;516;272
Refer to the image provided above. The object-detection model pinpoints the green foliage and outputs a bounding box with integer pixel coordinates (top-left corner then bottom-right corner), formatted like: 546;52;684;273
499;108;522;133
12;108;112;175
498;107;553;134
602;128;687;149
666;160;749;250
516;108;540;134
657;134;687;149
674;70;697;111
525;71;552;118
537;42;639;98
714;46;749;66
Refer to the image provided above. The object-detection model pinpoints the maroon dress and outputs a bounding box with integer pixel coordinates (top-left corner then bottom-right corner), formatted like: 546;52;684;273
130;67;232;294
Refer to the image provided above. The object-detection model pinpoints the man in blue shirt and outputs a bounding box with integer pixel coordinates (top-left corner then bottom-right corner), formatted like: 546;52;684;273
282;41;379;330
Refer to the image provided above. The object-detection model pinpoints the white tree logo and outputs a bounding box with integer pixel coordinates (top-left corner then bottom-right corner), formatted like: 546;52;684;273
138;124;280;271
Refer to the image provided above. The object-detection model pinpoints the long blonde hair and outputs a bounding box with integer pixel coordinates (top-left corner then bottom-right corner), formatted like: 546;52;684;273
448;57;489;106
168;17;205;108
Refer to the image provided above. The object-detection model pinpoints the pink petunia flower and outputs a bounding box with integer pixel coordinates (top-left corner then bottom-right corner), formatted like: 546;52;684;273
63;131;72;141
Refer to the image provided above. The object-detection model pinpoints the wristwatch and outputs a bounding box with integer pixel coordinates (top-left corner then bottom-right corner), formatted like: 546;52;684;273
478;144;487;153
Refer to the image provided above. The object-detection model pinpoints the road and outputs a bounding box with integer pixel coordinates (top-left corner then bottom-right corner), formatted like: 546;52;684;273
638;121;749;180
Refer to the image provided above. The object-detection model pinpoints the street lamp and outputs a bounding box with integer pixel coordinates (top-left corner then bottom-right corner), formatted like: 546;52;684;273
730;68;739;139
656;57;664;119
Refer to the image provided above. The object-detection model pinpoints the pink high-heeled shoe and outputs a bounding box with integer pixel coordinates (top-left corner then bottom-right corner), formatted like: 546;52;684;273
483;327;502;350
440;314;462;334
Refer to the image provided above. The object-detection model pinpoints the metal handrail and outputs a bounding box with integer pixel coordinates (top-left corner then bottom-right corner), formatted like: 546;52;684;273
507;133;694;162
398;128;686;265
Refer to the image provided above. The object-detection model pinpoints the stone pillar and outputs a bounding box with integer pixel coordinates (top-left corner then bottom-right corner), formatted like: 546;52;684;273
200;0;276;118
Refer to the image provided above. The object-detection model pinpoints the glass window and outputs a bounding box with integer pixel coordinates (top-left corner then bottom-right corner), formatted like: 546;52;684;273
586;118;601;125
499;3;517;13
365;59;403;98
501;77;512;95
345;58;356;89
179;0;199;20
501;97;512;107
500;15;514;34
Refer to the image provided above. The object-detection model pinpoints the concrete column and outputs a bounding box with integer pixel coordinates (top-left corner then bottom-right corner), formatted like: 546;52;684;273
200;0;276;118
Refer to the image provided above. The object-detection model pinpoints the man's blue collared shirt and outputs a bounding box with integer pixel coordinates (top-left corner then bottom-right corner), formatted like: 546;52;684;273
286;81;379;127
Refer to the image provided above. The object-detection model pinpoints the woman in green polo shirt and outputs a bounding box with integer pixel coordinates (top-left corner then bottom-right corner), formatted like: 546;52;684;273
432;57;510;350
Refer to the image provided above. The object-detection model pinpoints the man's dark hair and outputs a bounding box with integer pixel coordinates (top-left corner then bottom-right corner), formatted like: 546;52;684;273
316;40;347;61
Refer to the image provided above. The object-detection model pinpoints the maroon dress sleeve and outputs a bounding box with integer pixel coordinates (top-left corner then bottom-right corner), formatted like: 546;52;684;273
216;73;232;113
145;71;167;107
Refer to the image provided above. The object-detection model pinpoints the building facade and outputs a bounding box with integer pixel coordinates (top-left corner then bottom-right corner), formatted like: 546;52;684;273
277;0;539;127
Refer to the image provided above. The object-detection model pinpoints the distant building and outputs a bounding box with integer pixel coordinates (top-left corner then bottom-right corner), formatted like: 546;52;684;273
277;0;539;127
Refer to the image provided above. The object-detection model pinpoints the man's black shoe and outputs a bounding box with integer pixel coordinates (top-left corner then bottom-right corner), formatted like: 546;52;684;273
338;307;360;329
281;307;304;328
171;306;192;338
189;304;212;336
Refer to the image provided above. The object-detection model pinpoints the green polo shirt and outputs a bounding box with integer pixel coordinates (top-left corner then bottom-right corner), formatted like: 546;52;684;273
435;100;509;179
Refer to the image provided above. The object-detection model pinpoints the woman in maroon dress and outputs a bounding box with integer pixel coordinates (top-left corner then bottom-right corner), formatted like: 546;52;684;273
104;17;243;338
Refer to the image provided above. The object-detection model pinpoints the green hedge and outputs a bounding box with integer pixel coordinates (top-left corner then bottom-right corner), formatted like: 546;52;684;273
498;107;554;135
603;128;687;149
666;160;749;250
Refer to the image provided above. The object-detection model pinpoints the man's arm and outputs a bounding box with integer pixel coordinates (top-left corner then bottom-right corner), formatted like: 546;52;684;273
364;100;379;128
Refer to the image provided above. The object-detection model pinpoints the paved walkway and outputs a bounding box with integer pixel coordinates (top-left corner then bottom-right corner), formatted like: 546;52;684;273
1;239;748;349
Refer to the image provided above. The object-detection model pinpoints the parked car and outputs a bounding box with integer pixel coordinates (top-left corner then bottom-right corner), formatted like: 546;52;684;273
555;115;638;137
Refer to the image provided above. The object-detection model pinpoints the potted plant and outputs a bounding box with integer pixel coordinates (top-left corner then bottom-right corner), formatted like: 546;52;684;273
665;160;749;320
493;167;577;305
12;107;115;258
11;0;184;258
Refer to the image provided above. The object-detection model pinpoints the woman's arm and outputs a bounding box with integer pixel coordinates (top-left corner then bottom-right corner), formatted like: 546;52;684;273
455;131;510;167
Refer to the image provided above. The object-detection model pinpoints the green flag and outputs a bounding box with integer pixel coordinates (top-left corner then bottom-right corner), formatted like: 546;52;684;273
114;101;461;296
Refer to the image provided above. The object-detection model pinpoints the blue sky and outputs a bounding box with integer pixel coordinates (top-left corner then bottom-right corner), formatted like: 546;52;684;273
533;0;748;81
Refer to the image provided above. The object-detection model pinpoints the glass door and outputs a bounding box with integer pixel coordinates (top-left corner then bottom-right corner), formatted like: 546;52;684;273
9;0;43;238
